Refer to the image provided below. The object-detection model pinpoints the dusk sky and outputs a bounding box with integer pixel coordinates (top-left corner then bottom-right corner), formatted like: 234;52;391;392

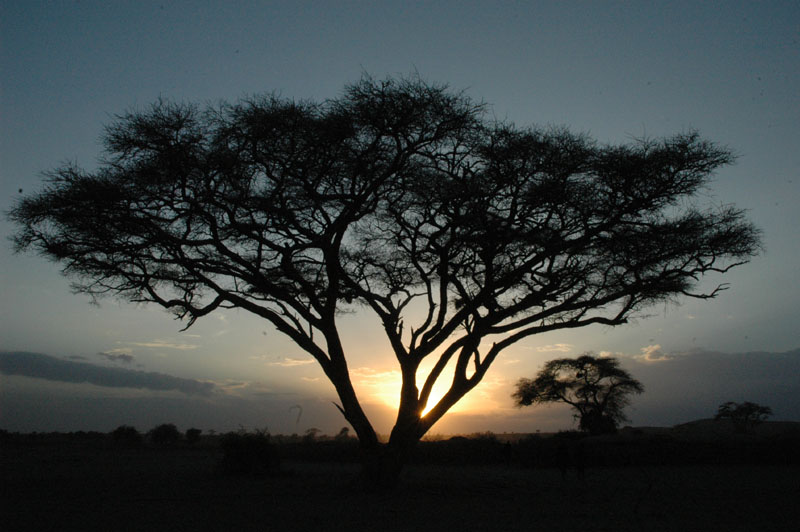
2;1;798;437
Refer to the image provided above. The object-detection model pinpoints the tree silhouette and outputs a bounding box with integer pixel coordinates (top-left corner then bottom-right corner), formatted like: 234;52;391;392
185;427;202;444
149;423;181;446
513;354;644;434
715;401;772;434
110;424;142;447
9;75;761;487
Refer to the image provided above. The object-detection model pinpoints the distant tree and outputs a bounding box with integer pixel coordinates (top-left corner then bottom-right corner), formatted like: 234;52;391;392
513;354;644;434
185;427;202;444
335;426;352;441
8;75;761;488
149;423;181;446
303;428;321;443
111;425;142;446
714;401;772;433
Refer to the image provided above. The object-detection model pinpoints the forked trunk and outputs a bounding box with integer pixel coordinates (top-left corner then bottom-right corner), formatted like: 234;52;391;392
353;363;429;490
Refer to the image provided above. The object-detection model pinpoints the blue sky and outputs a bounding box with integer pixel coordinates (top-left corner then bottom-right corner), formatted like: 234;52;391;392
1;1;798;435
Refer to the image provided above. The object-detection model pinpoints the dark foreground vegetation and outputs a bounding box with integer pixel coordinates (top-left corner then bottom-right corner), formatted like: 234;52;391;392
2;423;799;531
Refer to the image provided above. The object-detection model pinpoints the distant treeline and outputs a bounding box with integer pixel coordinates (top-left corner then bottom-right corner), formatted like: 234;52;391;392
3;425;800;470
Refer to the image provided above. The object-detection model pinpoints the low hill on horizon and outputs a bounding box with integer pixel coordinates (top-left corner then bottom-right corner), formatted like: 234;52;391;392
488;418;800;443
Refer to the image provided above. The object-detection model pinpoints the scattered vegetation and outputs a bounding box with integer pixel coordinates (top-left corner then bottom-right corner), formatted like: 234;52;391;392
2;420;800;474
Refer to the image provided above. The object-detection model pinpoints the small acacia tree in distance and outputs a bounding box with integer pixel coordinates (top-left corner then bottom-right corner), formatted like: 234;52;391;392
513;354;644;434
715;401;772;434
9;75;760;487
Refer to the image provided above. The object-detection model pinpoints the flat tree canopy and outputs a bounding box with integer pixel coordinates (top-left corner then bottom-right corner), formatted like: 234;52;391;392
715;401;773;433
9;75;761;486
513;354;644;434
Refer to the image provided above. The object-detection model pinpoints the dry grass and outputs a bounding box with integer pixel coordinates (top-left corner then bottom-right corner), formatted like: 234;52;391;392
3;445;798;531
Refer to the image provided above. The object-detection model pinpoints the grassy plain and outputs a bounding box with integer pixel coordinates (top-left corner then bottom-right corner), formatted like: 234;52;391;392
2;439;798;531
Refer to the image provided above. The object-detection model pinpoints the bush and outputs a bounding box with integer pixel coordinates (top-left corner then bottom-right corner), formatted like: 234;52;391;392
218;429;280;476
334;427;352;441
111;425;143;447
414;433;506;465
149;423;182;446
185;428;202;444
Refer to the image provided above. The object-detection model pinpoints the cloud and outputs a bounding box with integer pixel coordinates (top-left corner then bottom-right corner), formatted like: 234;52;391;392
598;351;618;358
98;351;135;364
213;380;249;393
350;367;402;407
0;351;214;396
635;344;675;363
126;341;199;350
212;379;292;398
462;375;509;412
0;380;340;435
350;367;401;383
536;343;573;353
267;357;315;367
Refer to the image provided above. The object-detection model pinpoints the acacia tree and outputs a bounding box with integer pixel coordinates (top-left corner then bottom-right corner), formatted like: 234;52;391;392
715;401;772;433
9;75;760;487
513;354;644;434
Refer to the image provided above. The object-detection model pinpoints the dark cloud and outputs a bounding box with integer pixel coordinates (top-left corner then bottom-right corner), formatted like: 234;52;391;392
67;355;88;361
0;385;344;435
0;351;214;396
97;351;135;364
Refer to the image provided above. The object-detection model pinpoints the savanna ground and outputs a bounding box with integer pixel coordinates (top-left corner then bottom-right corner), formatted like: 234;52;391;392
3;435;799;532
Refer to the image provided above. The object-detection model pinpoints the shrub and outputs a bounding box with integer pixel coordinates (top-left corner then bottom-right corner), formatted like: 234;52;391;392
185;428;202;444
334;427;352;441
303;428;321;443
111;425;143;447
149;423;182;446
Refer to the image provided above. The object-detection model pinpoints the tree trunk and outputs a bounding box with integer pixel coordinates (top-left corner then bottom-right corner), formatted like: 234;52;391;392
359;437;417;491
